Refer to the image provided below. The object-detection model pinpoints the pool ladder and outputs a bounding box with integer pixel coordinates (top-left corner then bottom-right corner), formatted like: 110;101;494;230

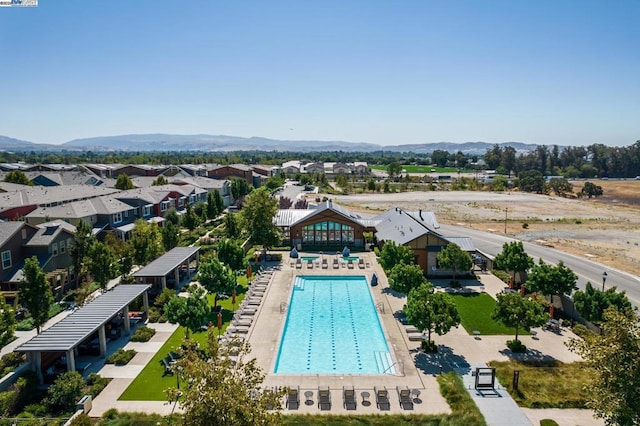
280;302;288;314
375;302;385;314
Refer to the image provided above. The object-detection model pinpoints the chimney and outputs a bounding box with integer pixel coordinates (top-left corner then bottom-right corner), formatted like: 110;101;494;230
419;209;423;220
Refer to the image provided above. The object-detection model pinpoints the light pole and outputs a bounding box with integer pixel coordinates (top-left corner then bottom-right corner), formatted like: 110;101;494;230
601;271;608;292
504;208;508;234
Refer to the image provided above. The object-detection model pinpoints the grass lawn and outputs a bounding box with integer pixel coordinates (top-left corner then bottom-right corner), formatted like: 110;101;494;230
451;292;528;336
488;360;591;408
370;165;473;174
119;280;248;401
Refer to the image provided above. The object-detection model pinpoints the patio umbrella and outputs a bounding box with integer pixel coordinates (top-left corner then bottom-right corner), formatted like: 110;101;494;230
371;273;378;287
342;246;350;257
290;248;299;259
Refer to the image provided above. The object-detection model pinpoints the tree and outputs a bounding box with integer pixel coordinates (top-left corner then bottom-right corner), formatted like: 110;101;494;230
152;175;169;186
573;283;633;324
239;188;280;249
366;178;376;192
131;219;164;265
518;170;546;194
4;170;32;186
19;257;53;334
213;190;225;214
115;173;134;190
224;213;240;239
165;287;209;337
87;241;117;290
388;263;426;294
492;293;547;343
548;178;573;197
568;308;640;426
182;203;200;231
494;241;534;286
70;220;95;284
264;176;284;191
387;161;402;180
119;241;135;278
278;196;293;209
526;259;578;303
0;299;16;347
230;178;251;200
161;220;179;251
45;371;84;414
168;332;284;426
217;239;245;271
164;208;180;226
581;181;603;198
198;257;236;307
405;283;460;344
436;243;472;282
378;241;414;272
206;191;219;219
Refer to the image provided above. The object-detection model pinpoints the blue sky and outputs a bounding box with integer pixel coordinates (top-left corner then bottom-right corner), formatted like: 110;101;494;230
1;0;638;146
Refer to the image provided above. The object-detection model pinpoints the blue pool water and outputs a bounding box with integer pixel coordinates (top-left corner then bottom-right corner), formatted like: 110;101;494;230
274;275;394;374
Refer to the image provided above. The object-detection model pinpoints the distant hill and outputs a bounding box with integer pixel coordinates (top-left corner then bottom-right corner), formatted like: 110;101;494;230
0;133;542;154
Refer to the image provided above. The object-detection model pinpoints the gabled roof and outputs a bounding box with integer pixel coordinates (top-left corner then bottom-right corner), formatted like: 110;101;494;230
0;185;119;210
0;221;28;247
290;200;368;227
374;207;443;245
443;237;475;251
274;208;314;227
26;195;134;220
25;221;76;246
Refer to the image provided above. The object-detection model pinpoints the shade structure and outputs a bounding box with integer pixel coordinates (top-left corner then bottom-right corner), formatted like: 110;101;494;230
371;273;378;286
342;246;350;257
290;248;299;259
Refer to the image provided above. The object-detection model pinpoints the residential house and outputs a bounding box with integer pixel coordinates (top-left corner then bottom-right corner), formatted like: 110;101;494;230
0;221;39;300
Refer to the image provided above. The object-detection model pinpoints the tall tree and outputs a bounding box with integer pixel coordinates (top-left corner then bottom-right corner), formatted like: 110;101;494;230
131;219;164;265
405;283;460;344
87;241;117;290
165;287;209;338
161;220;179;251
213;190;225;214
4;170;32;186
388;263;426;294
378;241;414;272
526;259;578;303
70;220;95;285
494;241;534;286
0;298;16;347
387;161;402;180
492;293;547;344
115;173;134;190
168;332;284;426
182;203;200;231
119;241;135;278
573;283;633;324
239;188;280;249
568;308;640;426
19;256;54;334
230;178;251;200
217;239;245;271
164;208;180;226
206;191;219;219
518;169;546;194
436;243;472;282
224;213;240;239
581;181;604;198
197;256;236;307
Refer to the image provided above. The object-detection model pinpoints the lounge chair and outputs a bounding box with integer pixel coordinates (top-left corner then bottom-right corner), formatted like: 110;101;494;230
404;324;420;333
347;260;354;269
358;258;365;269
296;259;302;269
307;259;313;269
286;386;300;410
397;386;414;410
407;332;424;341
332;258;339;269
233;317;252;327
318;386;331;410
374;386;390;410
322;258;328;269
343;386;357;410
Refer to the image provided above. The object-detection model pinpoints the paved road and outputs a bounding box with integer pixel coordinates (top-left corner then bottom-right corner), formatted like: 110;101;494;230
439;224;640;307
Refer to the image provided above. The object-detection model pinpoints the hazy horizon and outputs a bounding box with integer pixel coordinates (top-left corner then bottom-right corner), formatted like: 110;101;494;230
1;1;638;146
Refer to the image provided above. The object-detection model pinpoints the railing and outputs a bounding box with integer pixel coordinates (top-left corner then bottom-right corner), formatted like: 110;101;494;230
375;302;385;314
383;361;405;376
280;302;288;314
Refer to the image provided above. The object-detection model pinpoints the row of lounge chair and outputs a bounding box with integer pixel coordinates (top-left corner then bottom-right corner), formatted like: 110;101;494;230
223;269;274;337
283;385;415;411
293;257;370;269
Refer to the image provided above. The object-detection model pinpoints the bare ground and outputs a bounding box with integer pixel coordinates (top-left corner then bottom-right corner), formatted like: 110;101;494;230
333;180;640;276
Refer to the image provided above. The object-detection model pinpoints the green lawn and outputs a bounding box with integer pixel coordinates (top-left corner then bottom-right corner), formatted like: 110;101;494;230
451;292;528;336
370;165;473;173
119;281;247;401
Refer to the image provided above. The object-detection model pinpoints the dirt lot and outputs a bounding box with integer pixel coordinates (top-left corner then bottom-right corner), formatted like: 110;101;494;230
334;180;640;276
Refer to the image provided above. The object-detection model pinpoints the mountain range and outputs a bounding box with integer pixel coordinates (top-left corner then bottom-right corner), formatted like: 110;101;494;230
0;134;542;154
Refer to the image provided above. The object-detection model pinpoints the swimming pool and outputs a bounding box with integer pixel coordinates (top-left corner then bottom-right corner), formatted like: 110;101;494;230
341;256;360;262
274;275;394;374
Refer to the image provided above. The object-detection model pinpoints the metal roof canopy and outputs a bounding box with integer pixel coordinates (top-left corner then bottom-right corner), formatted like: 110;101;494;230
16;284;150;353
132;246;199;278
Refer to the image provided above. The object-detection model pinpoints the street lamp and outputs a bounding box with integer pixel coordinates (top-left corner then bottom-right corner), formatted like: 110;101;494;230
504;208;508;234
601;271;608;292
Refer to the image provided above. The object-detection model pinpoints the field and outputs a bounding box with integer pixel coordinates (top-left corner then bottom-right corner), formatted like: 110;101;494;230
450;292;525;336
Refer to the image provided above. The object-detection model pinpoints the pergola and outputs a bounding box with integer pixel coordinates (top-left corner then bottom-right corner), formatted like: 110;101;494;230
132;246;200;290
16;284;151;384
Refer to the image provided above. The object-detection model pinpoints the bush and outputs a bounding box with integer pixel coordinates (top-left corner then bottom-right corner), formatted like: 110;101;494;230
492;269;511;284
86;373;109;398
45;371;84;414
572;323;596;339
421;339;438;352
0;372;40;416
147;307;160;323
540;420;559;426
69;413;93;425
158;315;167;323
154;289;175;310
522;222;529;229
22;402;48;417
507;339;527;353
0;352;26;377
106;349;137;366
373;246;380;256
130;326;156;342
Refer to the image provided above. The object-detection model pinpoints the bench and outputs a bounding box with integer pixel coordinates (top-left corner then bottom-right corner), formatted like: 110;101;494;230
161;357;174;376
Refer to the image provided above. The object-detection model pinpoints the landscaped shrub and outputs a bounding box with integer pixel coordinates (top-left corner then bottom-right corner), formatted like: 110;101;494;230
0;352;25;377
106;349;137;366
507;339;527;353
571;323;595;339
130;326;156;342
421;339;438;353
147;307;160;323
492;269;511;284
69;413;93;425
540;420;559;426
522;222;529;229
373;246;380;256
86;373;110;398
158;315;167;323
45;371;84;414
16;303;65;331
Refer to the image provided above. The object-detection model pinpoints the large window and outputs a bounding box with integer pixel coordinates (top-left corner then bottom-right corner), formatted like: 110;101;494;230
302;221;354;246
2;251;11;269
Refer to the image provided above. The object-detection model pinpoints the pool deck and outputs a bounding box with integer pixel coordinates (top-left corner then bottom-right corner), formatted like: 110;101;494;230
248;252;451;416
